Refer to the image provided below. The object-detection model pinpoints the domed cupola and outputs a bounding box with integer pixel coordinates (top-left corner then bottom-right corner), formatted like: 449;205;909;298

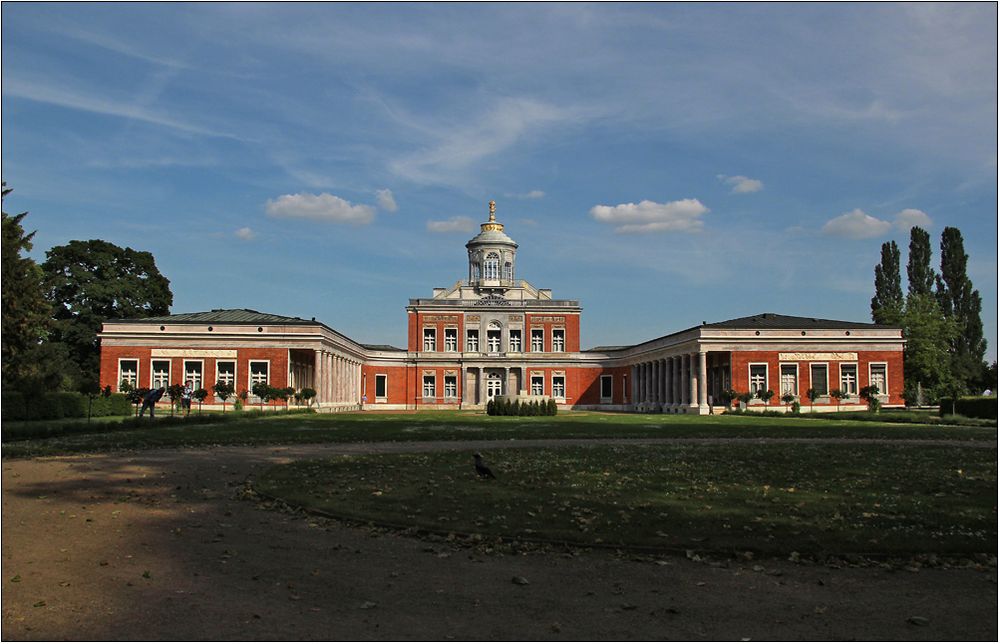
466;200;518;290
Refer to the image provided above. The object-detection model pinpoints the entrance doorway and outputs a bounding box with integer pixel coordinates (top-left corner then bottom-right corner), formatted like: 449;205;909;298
486;371;504;400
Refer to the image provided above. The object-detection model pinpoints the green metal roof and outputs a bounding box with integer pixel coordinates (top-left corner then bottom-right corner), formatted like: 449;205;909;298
106;308;320;325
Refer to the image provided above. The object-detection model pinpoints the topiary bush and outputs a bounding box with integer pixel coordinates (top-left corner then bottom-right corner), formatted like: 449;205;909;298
938;396;997;420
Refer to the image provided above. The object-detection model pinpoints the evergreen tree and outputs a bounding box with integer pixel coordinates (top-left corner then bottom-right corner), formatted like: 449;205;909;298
935;227;987;390
906;227;936;297
901;293;957;400
1;183;53;389
871;241;904;325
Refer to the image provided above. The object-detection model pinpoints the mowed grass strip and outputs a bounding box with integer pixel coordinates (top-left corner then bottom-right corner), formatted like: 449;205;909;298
2;411;996;457
255;444;997;556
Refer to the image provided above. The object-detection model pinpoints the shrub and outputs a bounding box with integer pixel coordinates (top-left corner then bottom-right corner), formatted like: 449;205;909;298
1;391;132;421
939;396;997;420
790;401;801;414
300;387;317;406
859;385;881;413
486;399;496;416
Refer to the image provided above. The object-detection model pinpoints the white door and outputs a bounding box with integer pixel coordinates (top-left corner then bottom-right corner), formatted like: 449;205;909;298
486;372;504;400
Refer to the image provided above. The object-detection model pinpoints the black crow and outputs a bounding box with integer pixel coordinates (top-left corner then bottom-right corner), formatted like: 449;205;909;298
474;453;496;479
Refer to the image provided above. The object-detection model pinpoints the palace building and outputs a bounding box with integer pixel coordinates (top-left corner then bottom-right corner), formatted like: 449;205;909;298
99;201;906;413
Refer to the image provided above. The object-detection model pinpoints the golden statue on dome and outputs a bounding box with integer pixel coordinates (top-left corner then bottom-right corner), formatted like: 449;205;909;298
482;199;504;231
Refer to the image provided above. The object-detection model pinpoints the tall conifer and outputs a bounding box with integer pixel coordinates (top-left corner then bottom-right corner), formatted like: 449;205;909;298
906;226;936;296
935;227;986;390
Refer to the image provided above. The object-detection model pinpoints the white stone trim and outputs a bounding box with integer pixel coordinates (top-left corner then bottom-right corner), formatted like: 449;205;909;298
118;358;139;391
151;348;237;358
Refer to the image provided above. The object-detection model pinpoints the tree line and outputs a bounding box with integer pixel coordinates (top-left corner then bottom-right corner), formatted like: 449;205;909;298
870;225;994;403
2;183;173;395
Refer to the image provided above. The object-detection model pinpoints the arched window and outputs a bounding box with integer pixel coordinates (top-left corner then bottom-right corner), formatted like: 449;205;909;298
503;261;512;281
484;252;500;280
471;263;480;281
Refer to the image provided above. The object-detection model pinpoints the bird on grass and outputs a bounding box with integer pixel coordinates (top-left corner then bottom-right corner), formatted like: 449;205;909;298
473;453;496;479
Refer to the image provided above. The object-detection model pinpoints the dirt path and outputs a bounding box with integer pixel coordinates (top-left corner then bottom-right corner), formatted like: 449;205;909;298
3;440;997;640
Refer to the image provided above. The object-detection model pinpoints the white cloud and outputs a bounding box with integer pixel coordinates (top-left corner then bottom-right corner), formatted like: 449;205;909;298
426;216;477;233
235;227;256;240
821;209;892;239
375;188;398;212
265;193;375;225
894;208;932;231
506;189;546;199
718;174;764;194
589;199;709;234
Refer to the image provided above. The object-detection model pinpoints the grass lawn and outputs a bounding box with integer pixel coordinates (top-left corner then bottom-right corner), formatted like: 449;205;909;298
254;443;998;557
2;410;995;457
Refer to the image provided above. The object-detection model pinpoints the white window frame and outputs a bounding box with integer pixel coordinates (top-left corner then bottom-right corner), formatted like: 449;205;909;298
748;363;768;396
118;358;139;391
868;362;889;397
484;252;500;280
422;374;436;399
600;374;613;402
530;328;544;352
248;360;270;401
444;327;458;352
530;374;544;396
183;359;204;391
508;328;522;353
503;261;513;281
839;362;858;397
809;362;829;397
215;359;236;387
444;374;458;399
779;363;798;398
374;373;388;402
466;329;479;352
552;375;566;400
486;328;502;353
552;328;565;352
423;327;437;352
150;359;171;390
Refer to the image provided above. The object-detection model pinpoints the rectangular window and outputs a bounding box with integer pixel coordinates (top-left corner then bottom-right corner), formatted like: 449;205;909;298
215;360;236;387
249;361;269;400
509;329;521;352
869;363;887;395
422;374;436;399
531;375;544;396
531;328;544;352
423;328;436;352
375;374;388;400
810;364;829;396
444;375;457;399
487;330;501;353
552;376;566;399
444;328;458;352
184;360;203;390
749;364;768;395
600;374;613;401
779;364;797;397
840;363;858;396
151;360;171;390
466;329;479;352
118;359;139;390
552;329;565;352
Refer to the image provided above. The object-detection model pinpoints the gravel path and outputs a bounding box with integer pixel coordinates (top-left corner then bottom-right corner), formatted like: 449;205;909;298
3;439;996;640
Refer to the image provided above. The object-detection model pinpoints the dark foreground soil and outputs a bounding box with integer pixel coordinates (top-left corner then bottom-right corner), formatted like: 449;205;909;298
2;441;997;641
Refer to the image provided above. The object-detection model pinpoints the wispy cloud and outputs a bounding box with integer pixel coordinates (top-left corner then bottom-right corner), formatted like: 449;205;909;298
590;199;709;234
427;216;476;233
265;193;375;225
235;227;256;240
717;174;763;194
506;189;546;199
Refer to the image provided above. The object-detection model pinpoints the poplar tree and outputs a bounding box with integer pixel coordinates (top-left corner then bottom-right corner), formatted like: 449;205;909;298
906;226;936;296
935;227;986;390
871;240;903;326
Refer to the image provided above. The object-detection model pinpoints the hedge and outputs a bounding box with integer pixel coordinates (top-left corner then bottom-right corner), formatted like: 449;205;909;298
1;391;132;421
939;396;998;420
2;406;316;442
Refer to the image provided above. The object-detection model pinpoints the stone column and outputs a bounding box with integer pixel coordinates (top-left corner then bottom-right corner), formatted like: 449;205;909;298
660;359;667;405
680;355;688;408
630;365;637;407
314;350;324;404
643;362;650;404
663;358;672;410
478;367;485;405
504;367;510;396
698;350;708;414
688;352;698;410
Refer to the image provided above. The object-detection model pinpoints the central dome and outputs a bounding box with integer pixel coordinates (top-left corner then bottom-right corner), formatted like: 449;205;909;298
466;200;518;289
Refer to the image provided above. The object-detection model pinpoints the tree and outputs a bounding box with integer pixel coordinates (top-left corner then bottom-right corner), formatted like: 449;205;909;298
192;388;208;414
829;388;844;412
1;183;54;390
906;226;936;297
935;227;987;392
166;383;185;416
42;240;172;385
299;387;317;407
251;382;271;410
871;241;904;326
901;293;957;401
781;392;795;412
805;388;820;413
859;385;882;413
757;388;774;411
213;381;234;412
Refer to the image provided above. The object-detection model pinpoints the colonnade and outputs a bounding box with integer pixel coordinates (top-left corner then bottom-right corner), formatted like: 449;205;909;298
312;349;362;406
630;351;709;413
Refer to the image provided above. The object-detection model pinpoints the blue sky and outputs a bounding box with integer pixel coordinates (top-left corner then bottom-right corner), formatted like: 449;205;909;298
2;3;997;359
